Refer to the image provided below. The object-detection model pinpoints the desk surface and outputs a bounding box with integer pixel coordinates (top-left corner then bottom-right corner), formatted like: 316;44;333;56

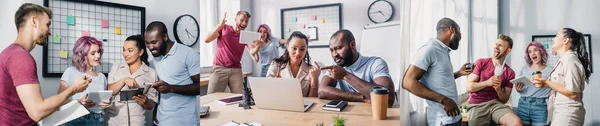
200;72;252;86
200;93;401;126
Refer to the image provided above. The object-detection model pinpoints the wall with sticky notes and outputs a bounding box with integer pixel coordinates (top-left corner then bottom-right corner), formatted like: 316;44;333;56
281;3;341;47
44;0;145;77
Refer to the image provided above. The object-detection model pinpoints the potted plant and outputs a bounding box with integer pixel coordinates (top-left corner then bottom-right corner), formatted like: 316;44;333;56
332;114;345;126
461;105;468;113
315;122;324;126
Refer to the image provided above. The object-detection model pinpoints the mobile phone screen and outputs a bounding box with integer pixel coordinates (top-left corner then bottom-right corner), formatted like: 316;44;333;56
326;100;342;107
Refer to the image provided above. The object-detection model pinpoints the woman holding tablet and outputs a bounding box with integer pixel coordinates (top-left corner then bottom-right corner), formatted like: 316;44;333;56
105;35;159;126
58;36;110;125
514;41;553;126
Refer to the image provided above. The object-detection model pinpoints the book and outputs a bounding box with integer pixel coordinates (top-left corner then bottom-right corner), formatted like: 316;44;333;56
216;96;244;105
38;100;90;126
322;101;348;112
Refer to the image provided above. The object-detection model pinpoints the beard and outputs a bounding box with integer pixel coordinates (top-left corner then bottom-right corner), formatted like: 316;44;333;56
36;32;49;46
151;39;168;57
335;48;354;67
449;34;461;50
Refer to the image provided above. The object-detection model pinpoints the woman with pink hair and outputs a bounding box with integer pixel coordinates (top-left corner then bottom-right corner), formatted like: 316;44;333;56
58;36;110;125
514;41;553;126
247;24;287;77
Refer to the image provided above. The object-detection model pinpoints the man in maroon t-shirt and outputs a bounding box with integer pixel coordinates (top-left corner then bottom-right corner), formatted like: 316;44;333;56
466;34;521;126
204;11;255;94
0;3;91;125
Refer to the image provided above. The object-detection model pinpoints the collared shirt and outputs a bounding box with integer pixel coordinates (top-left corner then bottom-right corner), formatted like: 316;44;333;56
258;37;281;66
330;54;390;93
60;66;108;113
106;63;158;126
153;42;201;126
266;61;313;97
411;38;460;126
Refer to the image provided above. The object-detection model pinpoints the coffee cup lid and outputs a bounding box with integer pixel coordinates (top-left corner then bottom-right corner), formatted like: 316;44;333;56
371;86;389;94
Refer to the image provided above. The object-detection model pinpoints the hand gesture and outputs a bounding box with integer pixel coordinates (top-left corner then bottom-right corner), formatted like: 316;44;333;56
152;81;171;93
515;82;524;93
78;94;96;108
218;12;227;28
133;94;147;107
123;77;138;89
309;61;321;86
71;75;92;93
320;65;347;80
440;97;460;116
458;62;473;76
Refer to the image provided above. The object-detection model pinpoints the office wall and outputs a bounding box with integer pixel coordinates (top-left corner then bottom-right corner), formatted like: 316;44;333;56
0;0;200;98
247;0;401;77
500;0;600;125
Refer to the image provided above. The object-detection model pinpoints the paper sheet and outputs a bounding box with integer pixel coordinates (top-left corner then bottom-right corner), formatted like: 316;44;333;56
66;16;75;25
52;35;61;44
59;50;68;59
102;19;109;28
239;31;260;45
38;100;90;126
510;75;532;85
87;91;113;110
116;27;121;35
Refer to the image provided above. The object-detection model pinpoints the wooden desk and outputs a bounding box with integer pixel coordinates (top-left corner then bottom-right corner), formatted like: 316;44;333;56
200;93;400;126
200;72;252;86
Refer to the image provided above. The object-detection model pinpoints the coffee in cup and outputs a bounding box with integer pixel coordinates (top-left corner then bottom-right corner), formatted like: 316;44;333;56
371;86;389;120
532;71;543;88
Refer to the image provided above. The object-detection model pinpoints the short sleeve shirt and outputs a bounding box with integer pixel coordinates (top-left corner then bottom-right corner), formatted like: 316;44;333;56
328;54;391;93
0;43;39;125
468;58;515;104
105;63;158;125
214;25;246;68
60;66;108;113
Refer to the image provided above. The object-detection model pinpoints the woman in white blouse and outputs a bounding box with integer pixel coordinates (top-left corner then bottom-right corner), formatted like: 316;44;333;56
266;31;320;97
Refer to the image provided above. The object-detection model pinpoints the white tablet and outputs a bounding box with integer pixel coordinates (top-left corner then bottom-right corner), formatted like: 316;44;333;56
239;31;261;45
87;91;113;110
510;75;532;85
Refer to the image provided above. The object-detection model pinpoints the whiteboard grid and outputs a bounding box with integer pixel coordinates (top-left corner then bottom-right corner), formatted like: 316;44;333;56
532;34;593;73
43;0;145;77
281;3;342;48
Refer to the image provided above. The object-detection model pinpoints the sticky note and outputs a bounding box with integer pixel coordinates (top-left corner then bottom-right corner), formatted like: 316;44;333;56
320;18;325;23
292;17;297;22
552;51;557;55
311;16;317;20
52;35;60;44
116;27;121;35
82;30;90;37
66;16;75;25
300;24;306;28
102;19;109;28
60;50;68;59
543;44;549;49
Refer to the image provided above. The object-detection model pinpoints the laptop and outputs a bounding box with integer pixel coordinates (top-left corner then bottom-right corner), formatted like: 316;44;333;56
248;77;314;112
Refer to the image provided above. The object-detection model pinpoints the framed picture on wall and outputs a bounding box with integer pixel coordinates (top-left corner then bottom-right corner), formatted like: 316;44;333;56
281;3;342;48
532;34;593;73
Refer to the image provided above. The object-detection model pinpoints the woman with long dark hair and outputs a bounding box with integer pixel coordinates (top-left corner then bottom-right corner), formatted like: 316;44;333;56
106;35;158;125
266;31;320;97
533;28;591;126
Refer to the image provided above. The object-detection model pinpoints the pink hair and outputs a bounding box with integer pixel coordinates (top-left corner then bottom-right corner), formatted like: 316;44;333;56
524;41;548;66
257;24;271;40
72;36;103;72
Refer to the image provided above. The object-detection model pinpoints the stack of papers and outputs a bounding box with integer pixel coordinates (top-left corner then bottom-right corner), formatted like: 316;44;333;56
38;100;90;126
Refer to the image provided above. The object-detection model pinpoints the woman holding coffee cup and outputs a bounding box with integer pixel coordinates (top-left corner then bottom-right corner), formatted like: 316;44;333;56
533;28;591;125
514;41;553;126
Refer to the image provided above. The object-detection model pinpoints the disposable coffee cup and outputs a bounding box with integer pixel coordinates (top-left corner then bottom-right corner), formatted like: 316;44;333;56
371;86;389;120
532;71;543;88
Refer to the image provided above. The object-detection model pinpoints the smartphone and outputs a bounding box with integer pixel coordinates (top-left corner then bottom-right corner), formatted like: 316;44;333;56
325;100;343;107
465;63;473;72
199;106;210;117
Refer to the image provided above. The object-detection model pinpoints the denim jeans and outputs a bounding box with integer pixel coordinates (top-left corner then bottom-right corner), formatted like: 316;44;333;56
65;112;104;126
517;97;548;126
260;64;270;77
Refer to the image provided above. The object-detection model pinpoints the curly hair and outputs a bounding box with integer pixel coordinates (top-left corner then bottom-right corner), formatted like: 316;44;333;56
72;36;103;72
524;41;548;66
